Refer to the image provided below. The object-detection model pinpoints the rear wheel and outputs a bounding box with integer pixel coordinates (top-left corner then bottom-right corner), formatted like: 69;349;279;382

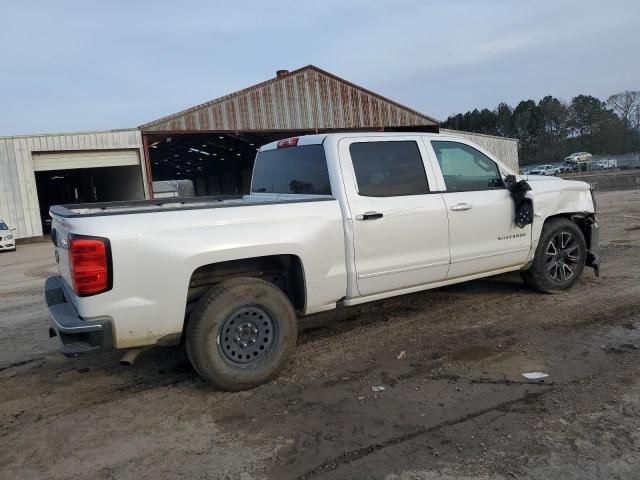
186;277;298;391
522;218;586;293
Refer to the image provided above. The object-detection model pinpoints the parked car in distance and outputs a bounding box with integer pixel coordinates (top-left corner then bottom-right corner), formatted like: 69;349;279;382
565;152;593;164
564;161;579;173
595;158;617;170
528;164;557;176
0;220;17;252
45;132;600;390
565;152;593;172
561;163;573;173
550;163;568;174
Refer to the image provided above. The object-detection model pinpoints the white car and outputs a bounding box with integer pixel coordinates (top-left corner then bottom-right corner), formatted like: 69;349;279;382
528;164;557;176
565;152;593;171
595;159;617;170
45;132;599;390
0;220;16;251
552;163;569;174
565;152;593;164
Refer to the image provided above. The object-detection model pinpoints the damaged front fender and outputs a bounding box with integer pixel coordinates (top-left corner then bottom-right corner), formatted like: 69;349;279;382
523;177;600;276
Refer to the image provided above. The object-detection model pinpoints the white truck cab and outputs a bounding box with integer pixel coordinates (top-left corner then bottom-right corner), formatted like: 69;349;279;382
45;132;599;390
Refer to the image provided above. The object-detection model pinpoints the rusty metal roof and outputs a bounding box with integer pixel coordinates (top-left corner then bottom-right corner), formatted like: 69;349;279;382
139;65;439;132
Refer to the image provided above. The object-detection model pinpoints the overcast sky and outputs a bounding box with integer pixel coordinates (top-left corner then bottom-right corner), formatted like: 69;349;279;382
1;0;638;135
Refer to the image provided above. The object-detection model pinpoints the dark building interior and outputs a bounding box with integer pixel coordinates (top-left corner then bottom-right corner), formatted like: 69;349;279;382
146;132;309;196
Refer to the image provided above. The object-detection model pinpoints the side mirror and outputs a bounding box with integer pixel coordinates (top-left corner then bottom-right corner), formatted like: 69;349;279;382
11;228;16;231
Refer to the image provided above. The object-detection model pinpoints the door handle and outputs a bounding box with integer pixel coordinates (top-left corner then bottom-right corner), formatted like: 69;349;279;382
356;211;384;221
450;203;473;211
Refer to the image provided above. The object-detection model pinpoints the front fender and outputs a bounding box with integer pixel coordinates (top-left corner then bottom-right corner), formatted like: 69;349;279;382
525;179;595;264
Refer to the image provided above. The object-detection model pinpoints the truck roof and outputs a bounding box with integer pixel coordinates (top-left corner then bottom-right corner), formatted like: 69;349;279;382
259;131;444;151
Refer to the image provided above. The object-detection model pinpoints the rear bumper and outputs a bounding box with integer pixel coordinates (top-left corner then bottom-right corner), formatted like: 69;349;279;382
44;276;113;356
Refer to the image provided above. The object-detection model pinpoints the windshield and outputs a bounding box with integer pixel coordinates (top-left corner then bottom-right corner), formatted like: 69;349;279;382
251;145;331;195
0;221;7;230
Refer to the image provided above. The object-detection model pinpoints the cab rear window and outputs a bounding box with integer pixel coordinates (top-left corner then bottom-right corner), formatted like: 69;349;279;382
251;145;331;195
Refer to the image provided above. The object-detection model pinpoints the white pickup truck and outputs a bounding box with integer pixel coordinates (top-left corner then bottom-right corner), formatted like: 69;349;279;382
45;132;599;390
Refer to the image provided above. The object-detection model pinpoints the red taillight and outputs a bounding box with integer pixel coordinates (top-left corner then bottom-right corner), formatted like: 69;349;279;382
69;235;111;296
277;137;299;148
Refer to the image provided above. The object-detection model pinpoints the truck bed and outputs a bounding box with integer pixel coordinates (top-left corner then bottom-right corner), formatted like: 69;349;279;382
50;195;334;218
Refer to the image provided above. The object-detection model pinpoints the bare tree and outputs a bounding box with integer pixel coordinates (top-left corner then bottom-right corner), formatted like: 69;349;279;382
607;90;640;128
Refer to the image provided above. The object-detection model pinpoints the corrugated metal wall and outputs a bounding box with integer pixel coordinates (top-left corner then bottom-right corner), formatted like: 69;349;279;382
141;66;439;132
0;129;145;239
440;128;519;172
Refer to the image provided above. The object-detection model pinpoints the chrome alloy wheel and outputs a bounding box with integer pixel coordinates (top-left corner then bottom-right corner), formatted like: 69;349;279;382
545;232;581;282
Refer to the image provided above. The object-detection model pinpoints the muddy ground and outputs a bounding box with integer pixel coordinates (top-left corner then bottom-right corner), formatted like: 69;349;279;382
1;189;640;480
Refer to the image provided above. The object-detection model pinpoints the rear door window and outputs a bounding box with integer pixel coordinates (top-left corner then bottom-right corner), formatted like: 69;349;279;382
251;145;331;195
349;141;429;197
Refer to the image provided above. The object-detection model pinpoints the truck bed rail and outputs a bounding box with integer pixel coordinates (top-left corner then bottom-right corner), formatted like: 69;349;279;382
49;195;334;218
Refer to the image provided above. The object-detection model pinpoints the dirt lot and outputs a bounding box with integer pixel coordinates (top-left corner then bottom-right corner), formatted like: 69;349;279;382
2;189;640;480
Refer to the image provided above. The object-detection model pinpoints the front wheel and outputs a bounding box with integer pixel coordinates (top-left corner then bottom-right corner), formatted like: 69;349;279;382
522;218;586;293
186;277;298;391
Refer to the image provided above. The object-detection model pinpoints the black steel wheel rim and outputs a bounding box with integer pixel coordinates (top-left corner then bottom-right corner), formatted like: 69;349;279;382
218;305;277;367
545;231;581;282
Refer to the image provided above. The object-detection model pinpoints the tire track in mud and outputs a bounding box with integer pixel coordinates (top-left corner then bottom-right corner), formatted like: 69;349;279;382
0;357;44;373
0;302;45;315
281;269;640;478
0;287;43;299
296;387;553;479
0;369;201;437
294;362;637;480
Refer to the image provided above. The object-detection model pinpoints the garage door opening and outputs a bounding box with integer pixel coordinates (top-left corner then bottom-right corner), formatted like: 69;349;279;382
145;132;302;197
35;165;144;232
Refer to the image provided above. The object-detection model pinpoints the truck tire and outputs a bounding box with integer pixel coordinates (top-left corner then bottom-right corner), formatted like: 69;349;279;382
186;277;298;391
521;218;586;293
